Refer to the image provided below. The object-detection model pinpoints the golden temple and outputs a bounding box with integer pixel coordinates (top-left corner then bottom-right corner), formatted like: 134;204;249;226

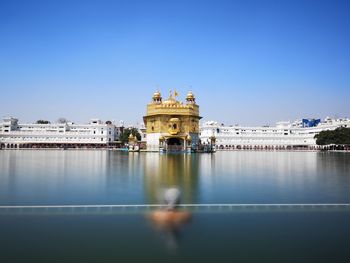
143;90;201;152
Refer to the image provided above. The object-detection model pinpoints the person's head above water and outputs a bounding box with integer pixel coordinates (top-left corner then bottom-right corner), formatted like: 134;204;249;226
164;187;181;210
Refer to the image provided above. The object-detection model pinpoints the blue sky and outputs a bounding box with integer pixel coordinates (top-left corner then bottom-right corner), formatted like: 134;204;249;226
1;0;349;126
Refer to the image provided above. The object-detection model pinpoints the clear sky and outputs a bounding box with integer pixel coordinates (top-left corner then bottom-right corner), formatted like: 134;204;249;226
1;0;349;126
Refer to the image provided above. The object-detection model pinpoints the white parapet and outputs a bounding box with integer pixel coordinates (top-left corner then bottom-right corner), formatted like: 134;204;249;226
200;117;350;149
0;117;122;148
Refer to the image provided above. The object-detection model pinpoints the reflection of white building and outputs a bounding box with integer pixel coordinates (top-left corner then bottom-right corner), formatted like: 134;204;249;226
200;117;350;150
0;117;122;149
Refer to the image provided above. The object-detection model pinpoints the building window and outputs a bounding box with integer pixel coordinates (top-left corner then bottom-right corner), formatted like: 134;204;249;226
101;138;103;141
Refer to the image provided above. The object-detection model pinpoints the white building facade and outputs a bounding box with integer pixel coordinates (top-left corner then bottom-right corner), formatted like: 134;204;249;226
0;117;122;149
200;117;350;150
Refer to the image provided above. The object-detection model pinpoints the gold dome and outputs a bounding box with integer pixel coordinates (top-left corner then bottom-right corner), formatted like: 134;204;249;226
162;97;178;105
186;91;195;99
153;90;161;99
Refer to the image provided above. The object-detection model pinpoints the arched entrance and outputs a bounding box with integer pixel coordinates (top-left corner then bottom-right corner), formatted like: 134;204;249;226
166;137;184;152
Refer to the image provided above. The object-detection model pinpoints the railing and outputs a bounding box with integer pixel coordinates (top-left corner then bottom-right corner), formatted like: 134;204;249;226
1;203;349;214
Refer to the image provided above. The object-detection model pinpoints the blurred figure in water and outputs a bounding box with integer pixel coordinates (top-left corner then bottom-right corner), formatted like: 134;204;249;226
148;187;192;251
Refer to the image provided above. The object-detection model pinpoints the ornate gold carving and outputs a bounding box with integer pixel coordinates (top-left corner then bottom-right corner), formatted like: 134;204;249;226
144;90;201;139
168;118;180;135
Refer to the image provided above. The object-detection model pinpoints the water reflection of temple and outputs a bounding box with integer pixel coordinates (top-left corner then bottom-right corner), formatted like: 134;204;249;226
143;153;199;204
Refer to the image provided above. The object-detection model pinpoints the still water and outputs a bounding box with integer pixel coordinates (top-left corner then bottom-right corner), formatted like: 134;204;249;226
1;150;350;262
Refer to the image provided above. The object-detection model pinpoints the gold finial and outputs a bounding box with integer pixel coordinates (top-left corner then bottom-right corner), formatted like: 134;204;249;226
174;89;179;99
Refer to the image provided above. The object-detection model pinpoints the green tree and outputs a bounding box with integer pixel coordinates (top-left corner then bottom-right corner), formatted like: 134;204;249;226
315;127;350;145
36;120;50;124
119;128;141;144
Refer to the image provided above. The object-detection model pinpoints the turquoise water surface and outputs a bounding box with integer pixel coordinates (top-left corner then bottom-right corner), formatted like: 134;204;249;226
1;150;350;262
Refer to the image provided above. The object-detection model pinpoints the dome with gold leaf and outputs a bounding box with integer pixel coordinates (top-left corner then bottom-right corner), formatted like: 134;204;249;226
152;90;162;103
152;90;161;99
153;90;161;97
186;91;196;103
162;98;177;105
186;91;194;98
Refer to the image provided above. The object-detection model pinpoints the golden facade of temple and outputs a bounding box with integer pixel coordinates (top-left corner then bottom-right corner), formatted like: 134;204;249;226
143;90;201;152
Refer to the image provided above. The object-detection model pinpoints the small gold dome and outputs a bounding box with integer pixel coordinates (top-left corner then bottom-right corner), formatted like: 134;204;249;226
186;91;195;99
186;135;192;141
153;90;161;98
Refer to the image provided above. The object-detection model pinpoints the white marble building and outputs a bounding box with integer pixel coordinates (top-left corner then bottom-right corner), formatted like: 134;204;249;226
0;117;121;149
200;117;350;150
